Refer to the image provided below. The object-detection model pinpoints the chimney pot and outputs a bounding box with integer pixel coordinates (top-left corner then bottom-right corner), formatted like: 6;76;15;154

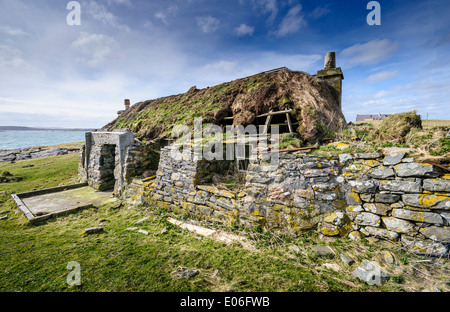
124;99;130;110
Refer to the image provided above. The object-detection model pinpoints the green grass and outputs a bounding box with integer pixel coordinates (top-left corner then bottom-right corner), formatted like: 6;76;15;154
1;153;449;292
0;153;80;193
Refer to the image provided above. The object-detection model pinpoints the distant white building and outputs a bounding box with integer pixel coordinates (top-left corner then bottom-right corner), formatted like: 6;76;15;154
356;113;390;122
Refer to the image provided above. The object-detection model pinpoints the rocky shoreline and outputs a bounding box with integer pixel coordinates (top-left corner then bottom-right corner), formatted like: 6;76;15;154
0;147;79;163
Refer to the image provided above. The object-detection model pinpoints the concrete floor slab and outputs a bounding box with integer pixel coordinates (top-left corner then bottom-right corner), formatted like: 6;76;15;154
21;186;116;216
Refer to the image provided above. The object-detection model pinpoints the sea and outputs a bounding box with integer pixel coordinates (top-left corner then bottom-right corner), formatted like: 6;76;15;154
0;130;89;151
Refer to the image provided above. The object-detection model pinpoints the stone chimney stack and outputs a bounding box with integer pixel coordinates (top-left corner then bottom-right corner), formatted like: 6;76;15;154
316;52;344;111
124;99;130;110
324;52;336;69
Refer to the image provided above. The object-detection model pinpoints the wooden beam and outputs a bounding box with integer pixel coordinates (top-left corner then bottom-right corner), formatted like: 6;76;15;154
256;109;293;118
286;113;293;133
262;110;273;134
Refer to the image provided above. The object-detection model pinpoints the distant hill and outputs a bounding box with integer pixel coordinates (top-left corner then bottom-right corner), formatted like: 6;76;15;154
0;126;93;131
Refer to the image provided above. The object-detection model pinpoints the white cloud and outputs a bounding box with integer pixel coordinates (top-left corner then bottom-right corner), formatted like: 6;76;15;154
154;5;179;26
234;24;255;36
155;12;168;26
340;39;400;66
106;0;131;5
365;70;399;83
196;16;220;33
276;5;305;37
86;1;130;32
71;32;118;67
203;60;238;75
309;6;330;19
251;0;278;24
0;25;27;36
195;52;322;87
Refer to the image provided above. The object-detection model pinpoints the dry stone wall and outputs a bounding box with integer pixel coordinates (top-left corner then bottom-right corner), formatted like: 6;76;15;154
141;145;450;257
78;131;160;195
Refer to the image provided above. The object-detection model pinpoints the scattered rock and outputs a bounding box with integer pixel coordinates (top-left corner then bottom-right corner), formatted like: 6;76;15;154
138;229;149;235
352;260;390;286
422;286;441;292
2;171;12;176
171;267;199;279
311;245;335;258
160;228;168;234
135;217;150;224
22;164;34;168
288;244;301;254
340;253;355;266
322;263;341;272
0;215;8;220
81;227;104;235
126;227;138;231
381;251;395;264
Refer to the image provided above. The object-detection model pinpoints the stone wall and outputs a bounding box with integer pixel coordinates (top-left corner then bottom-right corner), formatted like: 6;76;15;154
78;130;160;195
147;145;449;257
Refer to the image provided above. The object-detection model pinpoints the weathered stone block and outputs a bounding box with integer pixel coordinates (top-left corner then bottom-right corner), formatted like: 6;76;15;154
360;193;373;202
419;226;450;242
297;188;315;199
338;153;353;163
320;222;340;236
379;179;422;193
382;152;406;166
423;179;450;193
374;193;400;203
392;209;443;225
402;194;450;209
354;212;381;227
440;212;450;225
360;226;399;240
394;163;439;178
349;180;378;193
363;203;391;216
382;217;416;235
369;167;395;179
344;191;362;206
354;152;381;159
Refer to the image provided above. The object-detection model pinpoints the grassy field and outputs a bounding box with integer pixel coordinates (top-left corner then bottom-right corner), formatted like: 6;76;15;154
1;151;450;293
354;119;450;129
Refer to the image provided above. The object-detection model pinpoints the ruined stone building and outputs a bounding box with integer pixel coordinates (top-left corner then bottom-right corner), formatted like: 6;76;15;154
77;53;450;257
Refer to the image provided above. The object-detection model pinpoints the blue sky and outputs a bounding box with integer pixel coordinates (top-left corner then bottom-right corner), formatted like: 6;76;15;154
0;0;449;128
